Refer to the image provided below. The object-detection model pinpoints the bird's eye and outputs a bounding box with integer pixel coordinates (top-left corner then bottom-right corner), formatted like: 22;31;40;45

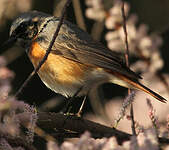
27;21;38;39
12;20;38;40
27;20;36;28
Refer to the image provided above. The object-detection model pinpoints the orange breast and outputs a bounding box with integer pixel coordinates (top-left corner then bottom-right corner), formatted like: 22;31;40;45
28;42;91;85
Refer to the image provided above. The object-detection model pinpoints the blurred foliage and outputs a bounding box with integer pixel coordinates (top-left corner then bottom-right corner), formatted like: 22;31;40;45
0;0;169;149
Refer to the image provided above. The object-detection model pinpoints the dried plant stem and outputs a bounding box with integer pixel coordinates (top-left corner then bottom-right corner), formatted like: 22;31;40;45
114;91;135;128
91;20;104;41
146;99;159;136
15;0;72;97
72;0;86;31
130;103;136;135
121;1;136;135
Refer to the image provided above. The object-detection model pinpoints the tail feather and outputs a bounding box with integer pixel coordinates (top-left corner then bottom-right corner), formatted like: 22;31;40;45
137;82;167;103
113;72;167;103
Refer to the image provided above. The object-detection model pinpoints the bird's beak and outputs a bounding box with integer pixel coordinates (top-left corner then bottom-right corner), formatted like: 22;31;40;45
0;37;17;51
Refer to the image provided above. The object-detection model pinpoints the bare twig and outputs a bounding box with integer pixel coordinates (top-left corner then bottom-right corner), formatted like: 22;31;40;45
130;104;136;135
121;1;136;135
91;20;104;41
121;3;129;67
15;0;72;97
72;0;86;31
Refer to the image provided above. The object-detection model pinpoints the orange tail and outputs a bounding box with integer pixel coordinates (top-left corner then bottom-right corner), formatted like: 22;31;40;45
114;73;167;103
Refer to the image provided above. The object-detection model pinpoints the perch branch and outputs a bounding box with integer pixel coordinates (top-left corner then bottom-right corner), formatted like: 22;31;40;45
36;112;169;144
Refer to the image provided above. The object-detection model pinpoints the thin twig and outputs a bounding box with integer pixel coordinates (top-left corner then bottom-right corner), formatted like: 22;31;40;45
121;2;129;67
15;0;72;97
130;103;136;134
121;1;136;135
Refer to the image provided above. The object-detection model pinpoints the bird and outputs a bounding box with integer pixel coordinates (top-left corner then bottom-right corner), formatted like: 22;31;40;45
7;11;167;103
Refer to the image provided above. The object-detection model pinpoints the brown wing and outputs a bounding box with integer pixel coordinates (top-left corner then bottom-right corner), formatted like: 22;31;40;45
38;19;141;80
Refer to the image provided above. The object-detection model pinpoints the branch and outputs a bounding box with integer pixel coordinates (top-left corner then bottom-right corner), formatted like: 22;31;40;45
36;112;169;144
37;112;130;144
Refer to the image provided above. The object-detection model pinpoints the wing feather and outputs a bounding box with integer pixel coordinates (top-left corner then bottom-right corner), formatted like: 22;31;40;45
38;19;141;80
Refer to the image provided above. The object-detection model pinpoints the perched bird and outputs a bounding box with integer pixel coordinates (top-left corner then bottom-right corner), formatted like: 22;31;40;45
7;11;166;103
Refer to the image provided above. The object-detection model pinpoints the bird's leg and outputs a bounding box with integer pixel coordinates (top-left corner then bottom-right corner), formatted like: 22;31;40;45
63;86;83;114
76;95;87;117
